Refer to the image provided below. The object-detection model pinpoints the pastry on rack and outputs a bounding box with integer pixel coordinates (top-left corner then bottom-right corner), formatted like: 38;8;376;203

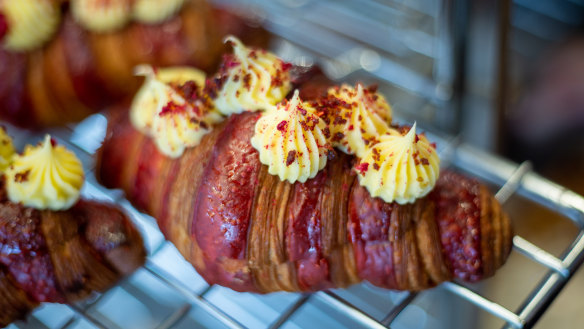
97;37;513;292
0;0;268;128
0;129;146;327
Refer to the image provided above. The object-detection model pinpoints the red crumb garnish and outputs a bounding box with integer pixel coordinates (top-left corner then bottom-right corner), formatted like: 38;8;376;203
355;162;369;175
281;62;293;71
277;120;288;132
332;132;345;142
297;105;307;116
50;138;58;147
323;127;331;139
414;134;420;143
367;84;378;93
286;150;297;166
14;170;30;183
421;158;430;165
243;73;252;90
177;80;199;103
373;163;380;170
431;142;437;149
223;54;240;68
159;101;187;116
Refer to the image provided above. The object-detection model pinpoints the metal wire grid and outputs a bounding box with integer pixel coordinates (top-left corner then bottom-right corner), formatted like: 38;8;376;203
4;113;584;329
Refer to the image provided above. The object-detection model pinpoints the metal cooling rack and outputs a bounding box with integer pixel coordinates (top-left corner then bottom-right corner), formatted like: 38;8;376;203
5;112;584;329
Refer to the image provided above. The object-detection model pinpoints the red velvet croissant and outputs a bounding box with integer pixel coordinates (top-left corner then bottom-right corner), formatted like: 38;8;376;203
96;71;513;293
0;177;146;327
0;0;268;128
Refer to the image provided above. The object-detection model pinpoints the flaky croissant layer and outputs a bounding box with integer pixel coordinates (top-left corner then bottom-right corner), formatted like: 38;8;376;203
98;102;512;293
0;182;146;327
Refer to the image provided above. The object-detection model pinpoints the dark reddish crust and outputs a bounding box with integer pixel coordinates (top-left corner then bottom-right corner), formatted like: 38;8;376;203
0;202;64;303
157;160;182;238
132;136;166;212
286;171;333;291
60;16;120;111
0;50;35;128
430;171;482;281
193;112;261;291
98;106;137;191
347;184;398;289
0;12;8;41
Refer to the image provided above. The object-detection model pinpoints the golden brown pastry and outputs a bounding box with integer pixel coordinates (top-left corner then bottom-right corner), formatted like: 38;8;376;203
96;57;512;292
0;178;146;327
0;130;146;327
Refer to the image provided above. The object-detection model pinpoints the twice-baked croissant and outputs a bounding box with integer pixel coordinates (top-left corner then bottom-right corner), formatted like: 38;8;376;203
97;66;512;292
0;0;268;128
0;176;146;327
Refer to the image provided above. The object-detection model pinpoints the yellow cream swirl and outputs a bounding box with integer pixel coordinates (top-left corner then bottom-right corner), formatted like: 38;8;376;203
132;0;185;24
328;84;392;157
5;135;84;211
0;127;15;172
71;0;132;32
251;90;330;183
1;0;61;51
131;65;223;158
213;36;292;115
356;123;440;204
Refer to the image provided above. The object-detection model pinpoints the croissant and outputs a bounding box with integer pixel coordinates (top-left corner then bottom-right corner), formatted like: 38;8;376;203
0;176;146;327
0;0;268;128
97;67;513;293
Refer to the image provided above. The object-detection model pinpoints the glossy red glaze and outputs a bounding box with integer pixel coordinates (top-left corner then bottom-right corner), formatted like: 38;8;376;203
132;136;165;213
0;203;64;303
348;183;398;289
193;112;261;291
430;171;482;281
286;170;333;291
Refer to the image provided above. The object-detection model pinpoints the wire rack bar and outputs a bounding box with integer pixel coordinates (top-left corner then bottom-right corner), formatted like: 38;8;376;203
268;294;311;329
67;305;110;329
143;263;245;329
154;304;193;329
507;271;568;329
512;236;569;276
442;282;524;328
60;315;80;329
494;161;532;204
315;292;387;329
380;292;418;326
508;231;584;329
